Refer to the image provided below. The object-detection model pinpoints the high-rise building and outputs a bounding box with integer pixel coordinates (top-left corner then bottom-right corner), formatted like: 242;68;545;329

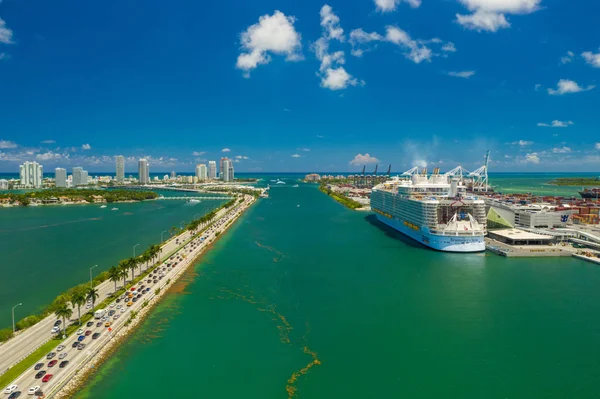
222;159;234;182
0;179;8;190
170;171;176;179
228;162;235;182
19;161;43;188
208;161;217;180
138;159;150;184
55;168;67;188
219;157;229;180
196;164;207;181
72;166;88;186
115;155;125;183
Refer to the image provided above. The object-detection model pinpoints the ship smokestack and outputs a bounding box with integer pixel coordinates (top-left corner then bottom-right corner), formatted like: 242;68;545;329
449;178;458;198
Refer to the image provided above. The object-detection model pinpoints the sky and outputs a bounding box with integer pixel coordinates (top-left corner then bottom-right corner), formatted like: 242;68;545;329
0;0;599;173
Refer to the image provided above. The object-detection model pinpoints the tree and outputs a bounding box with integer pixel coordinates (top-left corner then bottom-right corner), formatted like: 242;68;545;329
118;261;129;286
108;266;121;293
86;287;100;310
70;287;87;325
127;258;137;280
54;305;73;334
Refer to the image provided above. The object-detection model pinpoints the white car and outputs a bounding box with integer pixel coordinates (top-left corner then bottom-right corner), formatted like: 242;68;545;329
28;386;40;395
116;304;122;309
59;352;68;359
51;326;60;334
3;385;17;394
109;303;115;308
56;345;65;352
120;308;126;313
76;329;84;335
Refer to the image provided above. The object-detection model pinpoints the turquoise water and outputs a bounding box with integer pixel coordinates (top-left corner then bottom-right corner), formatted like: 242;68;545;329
0;195;225;328
75;179;600;399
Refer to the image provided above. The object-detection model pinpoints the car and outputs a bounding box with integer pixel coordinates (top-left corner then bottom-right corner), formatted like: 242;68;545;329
46;352;55;360
101;316;107;322
86;321;94;327
76;329;84;335
34;371;46;379
104;322;111;327
132;297;138;302
137;294;142;299
109;303;115;308
27;386;40;395
58;353;68;360
8;391;21;399
3;385;18;394
47;360;57;367
53;320;61;327
153;279;158;283
41;374;53;383
72;340;80;347
92;332;100;339
116;304;122;309
85;330;92;336
56;345;65;352
77;344;85;350
96;322;102;327
127;302;133;307
77;335;85;342
115;298;121;303
108;310;115;316
120;308;126;313
34;363;44;370
113;314;119;320
59;361;69;368
130;287;136;291
51;326;60;334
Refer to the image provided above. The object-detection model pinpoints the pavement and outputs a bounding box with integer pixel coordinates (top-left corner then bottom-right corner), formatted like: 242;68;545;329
3;196;252;397
0;207;227;376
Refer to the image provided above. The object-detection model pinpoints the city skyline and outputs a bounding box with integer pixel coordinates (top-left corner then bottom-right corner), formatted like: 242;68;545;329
0;0;599;172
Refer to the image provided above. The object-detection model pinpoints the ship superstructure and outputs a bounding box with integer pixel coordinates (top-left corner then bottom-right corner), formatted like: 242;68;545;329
371;167;487;252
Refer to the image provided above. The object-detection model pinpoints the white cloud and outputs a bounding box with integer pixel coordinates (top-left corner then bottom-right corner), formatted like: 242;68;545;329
386;26;432;63
291;154;301;158
525;152;540;164
596;143;600;151
442;42;457;52
0;140;17;149
547;79;595;95
236;11;302;77
297;148;310;152
320;5;344;41
511;140;533;146
0;18;13;44
561;50;575;64
321;67;358;90
537;120;574;128
349;153;380;165
222;148;231;152
374;0;421;13
350;28;384;44
41;140;56;144
36;151;62;161
456;0;542;32
552;146;571;154
81;144;91;150
235;155;249;160
582;50;600;68
448;70;475;78
534;83;541;91
192;151;206;156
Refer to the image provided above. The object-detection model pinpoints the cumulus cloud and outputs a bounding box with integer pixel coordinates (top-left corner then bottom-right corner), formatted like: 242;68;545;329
448;70;475;78
596;143;600;151
456;0;542;32
561;51;575;64
0;140;17;149
442;42;457;52
525;152;540;164
552;146;571;154
349;153;380;165
582;50;600;68
222;148;231;152
511;140;533;146
0;18;13;44
386;26;432;63
547;79;595;95
81;144;91;150
36;151;62;161
236;11;302;77
321;67;359;90
537;120;574;128
291;154;301;158
192;151;206;156
320;5;344;41
41;140;56;144
235;155;249;160
374;0;421;12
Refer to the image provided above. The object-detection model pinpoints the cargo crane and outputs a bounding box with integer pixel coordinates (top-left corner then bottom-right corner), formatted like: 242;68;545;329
386;164;391;178
401;166;419;176
468;150;490;192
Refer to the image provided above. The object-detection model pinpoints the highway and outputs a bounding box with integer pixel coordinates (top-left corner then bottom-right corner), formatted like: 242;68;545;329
0;206;228;376
4;196;252;398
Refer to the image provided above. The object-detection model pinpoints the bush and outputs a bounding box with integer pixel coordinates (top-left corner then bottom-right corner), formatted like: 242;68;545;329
155;288;161;295
16;315;41;330
0;328;14;342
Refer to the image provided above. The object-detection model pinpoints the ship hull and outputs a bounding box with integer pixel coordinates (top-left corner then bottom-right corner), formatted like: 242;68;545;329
375;214;485;253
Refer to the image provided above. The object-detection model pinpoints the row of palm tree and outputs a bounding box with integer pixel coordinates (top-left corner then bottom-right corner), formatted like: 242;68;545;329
106;244;162;294
54;285;100;332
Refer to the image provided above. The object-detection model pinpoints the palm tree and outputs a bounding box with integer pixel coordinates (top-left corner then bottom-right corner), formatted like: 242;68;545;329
118;260;129;286
70;288;87;325
108;266;121;293
86;287;99;310
54;305;73;334
127;257;137;281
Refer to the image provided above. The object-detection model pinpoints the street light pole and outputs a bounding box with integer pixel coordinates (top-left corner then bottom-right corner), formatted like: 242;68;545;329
133;243;140;258
89;264;99;290
12;303;22;334
161;230;168;242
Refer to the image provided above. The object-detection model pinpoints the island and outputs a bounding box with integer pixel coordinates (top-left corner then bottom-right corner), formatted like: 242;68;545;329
0;188;159;207
549;177;600;186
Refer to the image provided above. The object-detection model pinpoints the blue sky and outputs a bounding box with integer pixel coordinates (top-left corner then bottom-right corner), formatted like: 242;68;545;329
0;0;599;173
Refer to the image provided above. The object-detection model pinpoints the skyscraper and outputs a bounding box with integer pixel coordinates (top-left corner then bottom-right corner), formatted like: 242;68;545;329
19;161;43;188
115;155;125;183
228;162;235;182
72;166;88;186
220;157;230;180
138;159;150;184
222;159;234;182
55;168;67;188
208;161;217;180
196;164;207;181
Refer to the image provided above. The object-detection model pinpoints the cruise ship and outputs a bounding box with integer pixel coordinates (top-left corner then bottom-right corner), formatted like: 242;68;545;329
371;168;487;252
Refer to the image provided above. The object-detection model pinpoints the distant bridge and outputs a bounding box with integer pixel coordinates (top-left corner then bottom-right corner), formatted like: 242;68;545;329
155;196;232;201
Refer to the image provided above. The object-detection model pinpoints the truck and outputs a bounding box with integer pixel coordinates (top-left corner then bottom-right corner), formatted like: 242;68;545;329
94;309;106;319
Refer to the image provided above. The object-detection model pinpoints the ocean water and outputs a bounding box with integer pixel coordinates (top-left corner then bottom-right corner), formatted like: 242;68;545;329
75;179;600;399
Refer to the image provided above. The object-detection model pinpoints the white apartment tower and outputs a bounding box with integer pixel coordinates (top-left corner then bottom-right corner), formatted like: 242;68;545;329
222;159;234;182
19;161;43;188
138;159;150;184
196;164;207;181
208;161;217;180
55;168;67;188
72;166;88;186
115;155;125;183
228;162;235;182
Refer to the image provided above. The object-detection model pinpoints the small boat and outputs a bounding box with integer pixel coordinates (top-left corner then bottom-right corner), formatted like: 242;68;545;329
111;207;119;211
100;205;107;208
297;204;300;207
292;184;299;188
187;199;201;204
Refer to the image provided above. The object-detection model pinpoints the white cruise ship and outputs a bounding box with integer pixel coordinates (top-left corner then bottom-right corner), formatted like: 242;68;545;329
371;168;486;252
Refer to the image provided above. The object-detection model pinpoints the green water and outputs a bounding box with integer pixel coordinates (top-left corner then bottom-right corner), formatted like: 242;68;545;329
0;196;225;328
75;181;600;399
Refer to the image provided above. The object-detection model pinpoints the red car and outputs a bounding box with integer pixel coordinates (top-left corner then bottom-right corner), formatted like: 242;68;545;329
130;287;136;291
85;330;92;336
48;360;58;367
42;374;53;383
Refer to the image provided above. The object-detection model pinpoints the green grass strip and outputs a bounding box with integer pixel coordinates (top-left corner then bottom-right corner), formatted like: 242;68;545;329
0;338;61;389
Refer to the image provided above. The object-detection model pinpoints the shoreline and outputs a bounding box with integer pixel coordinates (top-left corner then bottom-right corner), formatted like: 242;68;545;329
0;199;145;209
49;196;255;398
